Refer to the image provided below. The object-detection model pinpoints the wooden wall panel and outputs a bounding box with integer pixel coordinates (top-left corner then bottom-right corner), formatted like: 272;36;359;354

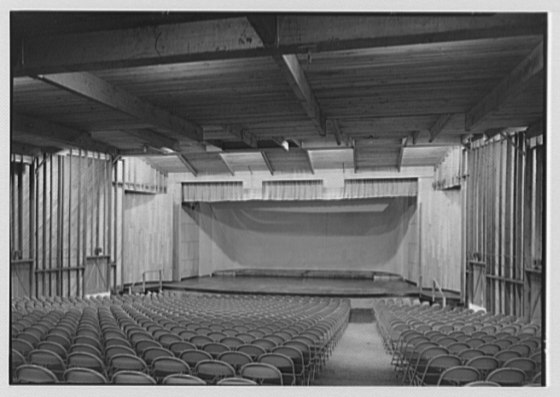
122;158;173;286
10;150;119;298
466;133;543;319
417;178;462;292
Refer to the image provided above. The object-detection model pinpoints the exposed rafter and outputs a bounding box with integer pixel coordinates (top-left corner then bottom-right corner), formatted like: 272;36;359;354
176;154;198;176
261;151;274;175
305;150;315;175
219;153;235;176
223;125;258;148
11;141;60;156
326;119;343;146
524;118;544;139
397;137;408;172
13;113;117;154
14;15;544;76
122;129;180;151
35;72;202;142
248;17;327;137
465;41;544;131
429;113;453;142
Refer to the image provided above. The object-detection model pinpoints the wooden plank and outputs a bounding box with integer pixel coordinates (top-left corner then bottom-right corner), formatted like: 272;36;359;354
218;153;235;176
275;54;326;136
13;113;117;154
466;42;544;130
222;125;258;148
397;137;408;172
36;72;203;141
328;119;343;146
261;151;274;175
15;17;266;75
176;153;198;176
123;129;181;151
429;114;453;142
15;14;544;75
305;150;315;175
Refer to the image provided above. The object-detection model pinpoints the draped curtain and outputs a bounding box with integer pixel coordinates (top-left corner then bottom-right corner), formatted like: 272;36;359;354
262;180;323;200
183;182;244;202
343;178;417;198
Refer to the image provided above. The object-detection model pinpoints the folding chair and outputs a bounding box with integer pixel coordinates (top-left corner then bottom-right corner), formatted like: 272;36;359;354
142;346;174;366
240;362;284;385
437;365;481;386
168;341;197;357
258;352;296;385
202;342;230;358
151;356;191;382
28;349;66;380
272;345;307;385
465;356;499;379
37;341;68;359
494;350;521;365
15;364;58;384
179;349;213;369
237;344;267;360
503;357;538;381
67;351;107;377
464;380;501;386
108;353;149;377
486;367;526;386
478;343;501;356
217;377;258;385
217;351;253;374
162;374;207;385
64;367;109;384
194;359;236;385
111;370;156;384
190;335;213;349
12;338;35;357
418;354;462;385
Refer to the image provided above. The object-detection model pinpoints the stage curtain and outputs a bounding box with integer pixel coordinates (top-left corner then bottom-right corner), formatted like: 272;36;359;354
262;180;323;200
183;181;243;202
343;178;417;198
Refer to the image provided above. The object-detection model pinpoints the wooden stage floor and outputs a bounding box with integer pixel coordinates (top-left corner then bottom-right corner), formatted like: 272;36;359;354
163;275;449;299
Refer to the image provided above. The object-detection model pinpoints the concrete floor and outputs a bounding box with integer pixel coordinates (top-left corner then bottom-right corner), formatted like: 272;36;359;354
312;322;400;386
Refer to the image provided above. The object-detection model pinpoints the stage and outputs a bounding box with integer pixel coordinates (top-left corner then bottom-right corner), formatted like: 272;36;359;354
159;269;462;302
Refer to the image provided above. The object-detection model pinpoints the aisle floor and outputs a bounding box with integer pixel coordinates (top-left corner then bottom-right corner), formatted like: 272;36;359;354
312;322;400;386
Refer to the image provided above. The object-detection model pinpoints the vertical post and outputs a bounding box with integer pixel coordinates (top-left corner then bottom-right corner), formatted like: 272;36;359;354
121;160;126;290
42;153;47;297
57;155;63;296
17;162;23;255
417;200;423;292
67;154;72;297
77;150;82;297
49;154;54;296
30;159;35;297
96;152;100;253
83;151;88;297
460;149;467;305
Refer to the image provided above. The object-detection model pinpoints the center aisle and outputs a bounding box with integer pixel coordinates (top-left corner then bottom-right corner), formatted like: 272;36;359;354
312;322;400;386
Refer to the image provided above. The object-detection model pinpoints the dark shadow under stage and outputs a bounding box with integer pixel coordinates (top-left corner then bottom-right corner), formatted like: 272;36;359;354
160;269;461;302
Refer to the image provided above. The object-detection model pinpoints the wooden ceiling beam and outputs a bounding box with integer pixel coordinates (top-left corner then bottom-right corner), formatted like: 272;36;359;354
14;17;265;76
218;153;235;176
261;151;274;175
11;140;60;157
524;118;544;139
176;153;198;176
108;129;180;151
465;41;544;131
305;150;315;175
397;137;408;172
13;113;117;155
35;72;203;142
429;113;453;142
223;125;258;148
14;15;544;76
248;16;327;137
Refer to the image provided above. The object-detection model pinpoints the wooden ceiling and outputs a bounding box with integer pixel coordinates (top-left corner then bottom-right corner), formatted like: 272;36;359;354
11;12;546;175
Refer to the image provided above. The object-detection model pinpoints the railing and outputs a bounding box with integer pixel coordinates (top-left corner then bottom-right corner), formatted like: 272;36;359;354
129;269;163;294
431;279;446;307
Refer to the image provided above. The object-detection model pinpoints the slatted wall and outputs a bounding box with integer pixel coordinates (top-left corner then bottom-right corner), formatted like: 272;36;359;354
10;150;122;298
465;133;544;320
122;158;173;286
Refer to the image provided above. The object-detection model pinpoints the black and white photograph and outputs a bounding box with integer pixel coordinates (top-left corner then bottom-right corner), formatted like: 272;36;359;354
4;1;556;393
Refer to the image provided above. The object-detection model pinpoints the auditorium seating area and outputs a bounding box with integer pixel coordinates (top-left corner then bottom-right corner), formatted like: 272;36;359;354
373;299;542;386
11;292;350;385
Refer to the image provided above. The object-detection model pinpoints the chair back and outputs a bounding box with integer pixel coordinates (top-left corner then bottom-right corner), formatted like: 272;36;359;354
486;367;526;386
239;362;284;385
111;370;156;384
437;365;481;386
16;364;58;384
162;374;206;385
64;367;108;384
194;359;236;384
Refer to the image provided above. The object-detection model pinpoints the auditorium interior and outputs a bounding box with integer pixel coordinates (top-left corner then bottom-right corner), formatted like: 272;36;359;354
8;11;547;387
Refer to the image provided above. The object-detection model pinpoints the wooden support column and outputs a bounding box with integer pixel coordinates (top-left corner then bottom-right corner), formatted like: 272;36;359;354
177;154;198;176
29;159;36;297
67;154;72;296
